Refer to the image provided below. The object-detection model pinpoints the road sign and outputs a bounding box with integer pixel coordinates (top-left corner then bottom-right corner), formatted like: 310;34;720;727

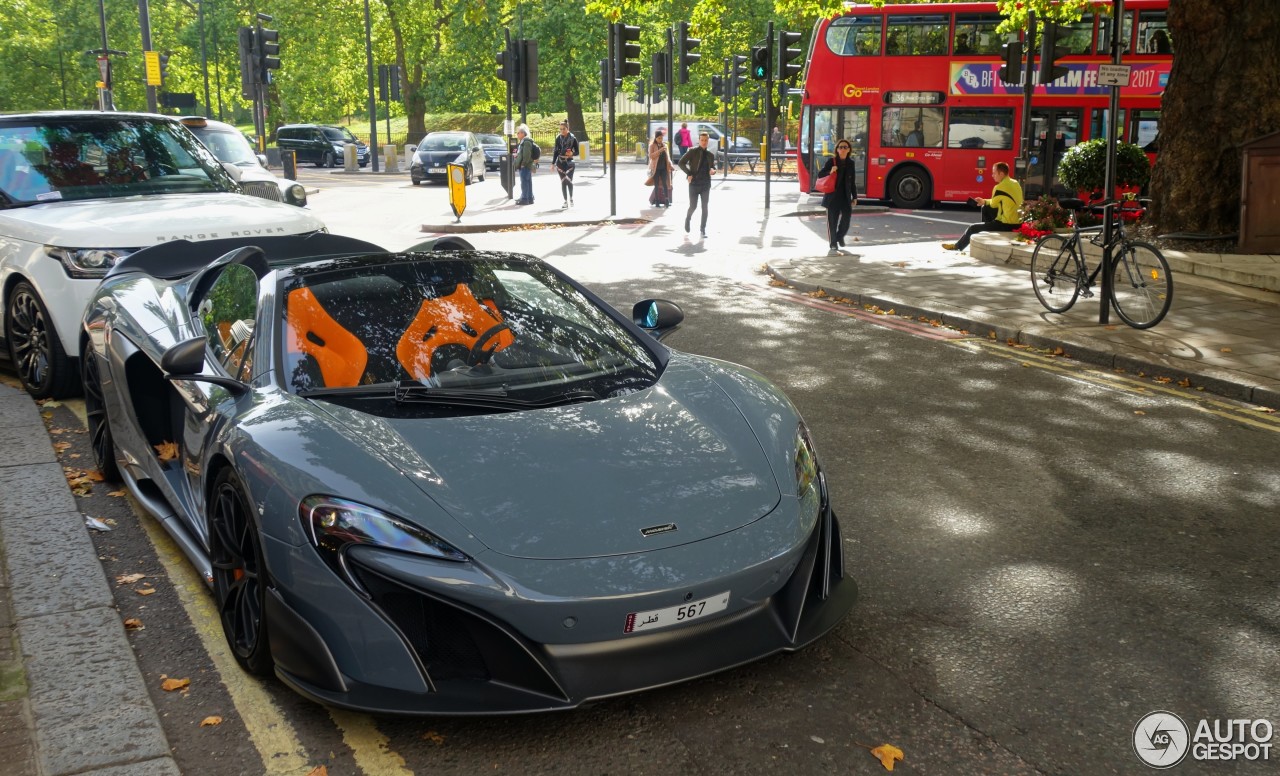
1098;64;1131;87
447;163;467;221
145;51;162;86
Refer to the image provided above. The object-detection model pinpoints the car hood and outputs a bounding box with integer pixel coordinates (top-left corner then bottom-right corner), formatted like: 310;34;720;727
0;193;323;247
314;363;781;560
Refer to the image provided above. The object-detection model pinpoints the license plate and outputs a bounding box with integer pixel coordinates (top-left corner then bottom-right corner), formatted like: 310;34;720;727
624;591;730;634
428;167;445;173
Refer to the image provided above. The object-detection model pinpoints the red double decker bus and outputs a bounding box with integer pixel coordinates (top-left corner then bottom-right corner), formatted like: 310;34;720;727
797;0;1171;206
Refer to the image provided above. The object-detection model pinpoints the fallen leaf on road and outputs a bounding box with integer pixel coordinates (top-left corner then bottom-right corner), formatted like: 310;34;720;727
1134;410;1146;415
116;573;146;585
137;587;157;596
423;731;446;745
1155;376;1172;384
123;618;144;630
892;261;908;268
1053;347;1065;356
154;441;178;461
1221;347;1233;353
86;470;105;482
53;442;71;453
161;677;190;692
768;279;787;287
41;399;63;409
1257;407;1277;414
988;331;997;339
870;743;904;770
807;289;828;298
306;767;328;776
200;716;223;727
108;489;127;498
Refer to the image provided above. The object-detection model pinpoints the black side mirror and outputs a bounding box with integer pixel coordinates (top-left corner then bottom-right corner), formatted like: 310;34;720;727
160;337;248;394
632;299;684;341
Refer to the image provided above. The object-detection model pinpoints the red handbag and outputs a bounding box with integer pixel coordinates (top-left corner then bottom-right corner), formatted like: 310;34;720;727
815;171;837;194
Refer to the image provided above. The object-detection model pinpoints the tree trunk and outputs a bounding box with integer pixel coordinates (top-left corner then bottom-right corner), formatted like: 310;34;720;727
565;74;585;136
1148;0;1280;238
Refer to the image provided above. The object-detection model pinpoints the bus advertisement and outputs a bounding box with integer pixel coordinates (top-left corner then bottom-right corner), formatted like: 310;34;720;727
797;0;1172;207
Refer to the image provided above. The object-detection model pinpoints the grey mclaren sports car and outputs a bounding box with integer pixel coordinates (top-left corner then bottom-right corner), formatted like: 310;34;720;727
79;232;856;714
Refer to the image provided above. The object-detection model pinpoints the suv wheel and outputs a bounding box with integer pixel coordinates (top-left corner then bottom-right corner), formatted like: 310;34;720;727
5;282;77;399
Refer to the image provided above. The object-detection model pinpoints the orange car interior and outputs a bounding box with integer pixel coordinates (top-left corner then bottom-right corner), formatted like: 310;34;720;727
396;284;514;382
285;287;368;387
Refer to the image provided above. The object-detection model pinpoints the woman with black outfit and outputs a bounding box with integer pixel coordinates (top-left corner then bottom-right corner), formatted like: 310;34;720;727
817;139;859;251
648;132;673;207
553;121;579;208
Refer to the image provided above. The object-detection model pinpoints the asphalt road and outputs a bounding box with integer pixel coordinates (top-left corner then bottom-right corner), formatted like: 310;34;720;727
6;175;1277;775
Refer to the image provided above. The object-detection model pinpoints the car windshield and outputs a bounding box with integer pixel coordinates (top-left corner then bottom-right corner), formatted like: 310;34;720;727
279;255;660;402
479;134;504;146
0;116;234;205
189;126;259;166
422;134;468;151
321;127;358;144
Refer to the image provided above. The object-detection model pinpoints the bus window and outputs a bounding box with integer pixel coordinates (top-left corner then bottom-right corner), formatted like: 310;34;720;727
1097;11;1134;54
947;108;1014;150
826;16;882;57
1059;15;1096;55
953;14;1008;56
885;15;949;56
1090;108;1127;142
1137;11;1172;53
882;107;944;148
1131;110;1161;152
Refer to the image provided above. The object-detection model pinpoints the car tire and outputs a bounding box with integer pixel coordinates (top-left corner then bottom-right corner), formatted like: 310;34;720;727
5;281;77;400
412;177;421;186
323;150;336;168
209;468;274;677
465;168;473;186
80;343;121;482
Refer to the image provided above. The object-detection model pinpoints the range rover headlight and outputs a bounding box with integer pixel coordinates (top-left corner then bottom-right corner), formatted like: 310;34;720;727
301;495;468;582
284;182;307;206
46;247;136;278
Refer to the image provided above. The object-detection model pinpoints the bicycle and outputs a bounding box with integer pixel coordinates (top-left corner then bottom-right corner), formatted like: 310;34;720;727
1029;198;1173;329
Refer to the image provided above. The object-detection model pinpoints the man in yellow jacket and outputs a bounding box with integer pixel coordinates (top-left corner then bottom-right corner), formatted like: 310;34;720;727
944;161;1023;251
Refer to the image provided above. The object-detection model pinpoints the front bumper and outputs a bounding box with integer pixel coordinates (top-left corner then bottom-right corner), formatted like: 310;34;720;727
266;490;855;715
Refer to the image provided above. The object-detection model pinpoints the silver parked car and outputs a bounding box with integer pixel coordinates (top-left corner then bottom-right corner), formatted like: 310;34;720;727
180;117;307;207
79;233;856;714
411;131;485;185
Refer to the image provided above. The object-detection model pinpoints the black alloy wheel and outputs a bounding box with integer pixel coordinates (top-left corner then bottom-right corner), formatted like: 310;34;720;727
5;281;76;399
80;346;120;482
209;469;274;676
320;150;335;168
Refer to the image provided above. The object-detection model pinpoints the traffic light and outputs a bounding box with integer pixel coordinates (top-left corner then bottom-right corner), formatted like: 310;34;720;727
778;81;790;110
158;53;170;84
613;23;641;79
999;40;1023;85
750;45;769;80
633;80;645;103
749;89;760;112
599;58;610;98
711;75;724;98
388;65;401;100
237;26;257;99
730;54;748;94
776;30;803;80
496;46;511;84
651;51;670;88
256;23;280;84
1037;21;1069;84
652;85;664;103
516;39;538;102
676;21;700;85
379;64;402;101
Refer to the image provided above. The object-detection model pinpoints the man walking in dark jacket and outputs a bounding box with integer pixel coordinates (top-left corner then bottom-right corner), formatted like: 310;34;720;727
678;132;715;238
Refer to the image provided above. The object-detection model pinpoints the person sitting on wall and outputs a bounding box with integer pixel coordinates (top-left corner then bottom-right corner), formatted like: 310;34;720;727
943;161;1023;252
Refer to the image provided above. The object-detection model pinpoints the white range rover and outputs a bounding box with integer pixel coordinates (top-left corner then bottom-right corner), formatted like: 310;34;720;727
0;111;325;398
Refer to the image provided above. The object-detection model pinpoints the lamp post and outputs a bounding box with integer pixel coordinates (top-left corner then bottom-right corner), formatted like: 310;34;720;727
197;0;212;117
41;18;68;109
363;0;379;171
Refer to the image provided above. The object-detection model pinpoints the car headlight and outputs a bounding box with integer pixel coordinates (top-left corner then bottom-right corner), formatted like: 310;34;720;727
301;495;467;582
284;182;307;206
794;423;822;521
46;247;136;278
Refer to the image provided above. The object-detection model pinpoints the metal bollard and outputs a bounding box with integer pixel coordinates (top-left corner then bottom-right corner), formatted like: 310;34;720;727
282;150;297;180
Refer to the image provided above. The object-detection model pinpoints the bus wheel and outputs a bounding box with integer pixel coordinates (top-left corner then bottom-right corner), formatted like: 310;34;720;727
888;167;931;210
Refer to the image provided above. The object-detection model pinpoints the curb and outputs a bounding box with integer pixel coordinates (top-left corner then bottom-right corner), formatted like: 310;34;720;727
421;216;651;234
0;384;179;776
764;263;1280;411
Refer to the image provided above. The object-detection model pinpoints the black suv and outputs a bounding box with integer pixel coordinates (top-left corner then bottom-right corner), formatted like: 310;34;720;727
276;124;369;168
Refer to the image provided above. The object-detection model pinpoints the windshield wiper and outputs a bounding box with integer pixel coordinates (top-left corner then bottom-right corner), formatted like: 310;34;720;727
299;382;598;410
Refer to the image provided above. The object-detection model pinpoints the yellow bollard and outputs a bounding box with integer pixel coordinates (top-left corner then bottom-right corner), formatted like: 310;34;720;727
760;137;767;162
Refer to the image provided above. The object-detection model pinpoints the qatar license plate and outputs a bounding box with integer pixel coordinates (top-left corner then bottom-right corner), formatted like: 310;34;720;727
624;591;730;633
428;167;445;173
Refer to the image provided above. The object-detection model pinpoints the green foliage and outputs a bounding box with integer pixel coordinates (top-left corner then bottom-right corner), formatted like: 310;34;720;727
1020;196;1073;231
1056;138;1151;193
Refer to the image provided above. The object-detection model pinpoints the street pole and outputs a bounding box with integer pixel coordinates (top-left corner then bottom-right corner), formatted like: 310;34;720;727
764;21;773;210
665;28;674;154
96;0;114;110
138;0;157;113
363;0;380;172
212;20;223;120
198;0;212;117
722;57;729;180
1017;11;1037;185
608;24;616;217
505;30;514;199
1099;0;1124;325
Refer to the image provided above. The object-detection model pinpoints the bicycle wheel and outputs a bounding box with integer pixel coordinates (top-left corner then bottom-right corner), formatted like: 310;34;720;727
1110;240;1172;328
1030;234;1082;313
